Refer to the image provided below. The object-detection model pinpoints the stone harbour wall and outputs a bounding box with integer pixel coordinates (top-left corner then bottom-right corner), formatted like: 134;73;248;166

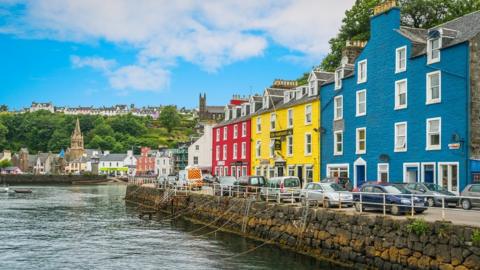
2;174;108;185
126;185;480;270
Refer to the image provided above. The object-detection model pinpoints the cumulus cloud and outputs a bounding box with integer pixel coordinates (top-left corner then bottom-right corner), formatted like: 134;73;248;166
2;0;354;92
70;55;117;72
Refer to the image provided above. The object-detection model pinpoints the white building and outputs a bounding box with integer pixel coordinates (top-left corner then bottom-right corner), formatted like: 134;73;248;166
99;150;137;177
188;124;214;172
155;150;174;177
30;102;54;113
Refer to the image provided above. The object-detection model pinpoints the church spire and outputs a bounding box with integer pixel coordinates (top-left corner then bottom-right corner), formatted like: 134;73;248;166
69;118;84;160
74;118;82;136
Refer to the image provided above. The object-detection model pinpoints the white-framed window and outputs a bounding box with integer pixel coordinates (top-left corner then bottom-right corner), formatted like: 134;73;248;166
426;71;441;104
394;122;407;152
356;127;366;154
427;36;441;64
223;145;227;160
233;143;238;159
378;163;389;182
287;108;293;128
421;163;436;183
356;89;366;116
335;69;343;90
233;125;238;139
216;129;220;142
357;59;367;83
270;113;276;131
305;165;313;182
304;133;312;156
269;139;275;158
242;166;247;177
395;46;407;73
224;167;228;176
334;95;343;120
305;104;312;124
255;166;261;176
241;142;246;159
334;131;343;156
256;140;261;158
262;95;269;109
395;79;407;110
242;122;247;137
327;164;349;178
288;166;295;176
426;117;441;150
309;80;317;96
223;127;227;140
256;117;261;133
286;135;293;156
216;145;220;161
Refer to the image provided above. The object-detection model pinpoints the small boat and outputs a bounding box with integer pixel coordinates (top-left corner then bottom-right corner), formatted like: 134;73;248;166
14;188;32;194
0;186;9;193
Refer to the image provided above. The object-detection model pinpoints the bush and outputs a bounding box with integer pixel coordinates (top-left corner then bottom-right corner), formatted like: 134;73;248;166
473;229;480;247
407;219;430;236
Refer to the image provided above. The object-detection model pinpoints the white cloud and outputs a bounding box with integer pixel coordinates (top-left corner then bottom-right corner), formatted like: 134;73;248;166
70;55;117;72
3;0;355;92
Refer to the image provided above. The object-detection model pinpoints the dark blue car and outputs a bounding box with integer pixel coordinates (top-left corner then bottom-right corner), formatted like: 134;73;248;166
353;183;427;215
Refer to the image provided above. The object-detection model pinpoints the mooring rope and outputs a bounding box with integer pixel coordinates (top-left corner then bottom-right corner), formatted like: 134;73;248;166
223;233;283;261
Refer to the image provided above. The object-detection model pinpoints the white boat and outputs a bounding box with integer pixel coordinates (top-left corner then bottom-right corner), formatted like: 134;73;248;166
0;186;9;193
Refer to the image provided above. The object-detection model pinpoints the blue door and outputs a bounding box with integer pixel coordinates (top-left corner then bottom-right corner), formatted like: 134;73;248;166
356;165;366;187
424;169;434;183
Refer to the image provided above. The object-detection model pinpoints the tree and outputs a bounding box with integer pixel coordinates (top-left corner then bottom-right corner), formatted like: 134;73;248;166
320;0;480;72
0;159;12;169
159;106;180;133
0;105;8;112
0;122;7;149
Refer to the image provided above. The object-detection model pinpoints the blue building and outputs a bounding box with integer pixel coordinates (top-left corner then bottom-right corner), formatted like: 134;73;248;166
320;2;480;195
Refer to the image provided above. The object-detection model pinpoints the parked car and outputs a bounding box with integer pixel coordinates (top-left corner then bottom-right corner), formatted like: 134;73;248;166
202;173;215;184
261;176;302;202
217;176;238;196
237;175;267;193
353;183;427;215
321;177;353;191
403;183;458;207
459;184;480;210
300;182;353;208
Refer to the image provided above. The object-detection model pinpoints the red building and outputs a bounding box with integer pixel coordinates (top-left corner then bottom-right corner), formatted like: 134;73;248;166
212;95;260;178
136;147;156;176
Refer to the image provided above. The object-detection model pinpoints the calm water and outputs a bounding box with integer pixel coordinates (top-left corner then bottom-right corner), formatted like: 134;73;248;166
0;185;342;270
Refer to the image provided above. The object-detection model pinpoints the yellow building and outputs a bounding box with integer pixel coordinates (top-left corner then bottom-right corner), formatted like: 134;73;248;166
250;72;333;184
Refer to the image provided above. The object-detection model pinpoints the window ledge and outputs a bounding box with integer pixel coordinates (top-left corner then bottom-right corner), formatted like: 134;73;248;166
395;69;406;74
333;153;343;156
426;99;441;105
427;58;440;65
304;122;312;126
356;113;366;117
394;148;407;153
426;146;441;151
356;151;366;155
304;153;312;157
334;117;343;121
357;80;367;84
394;106;407;111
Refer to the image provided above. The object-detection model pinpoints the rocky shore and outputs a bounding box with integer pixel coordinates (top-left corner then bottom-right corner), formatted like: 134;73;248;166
126;185;480;270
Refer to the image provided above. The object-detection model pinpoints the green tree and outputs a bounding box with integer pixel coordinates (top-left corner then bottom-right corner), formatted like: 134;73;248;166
320;0;480;72
159;106;180;133
0;122;8;149
90;123;115;137
0;105;8;112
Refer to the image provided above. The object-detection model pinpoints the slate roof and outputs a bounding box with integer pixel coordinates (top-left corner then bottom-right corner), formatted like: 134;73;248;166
28;155;38;167
206;106;224;113
99;154;127;162
397;10;480;57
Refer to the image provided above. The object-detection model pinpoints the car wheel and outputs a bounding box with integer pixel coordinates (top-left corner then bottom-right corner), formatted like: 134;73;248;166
354;202;363;212
461;199;472;210
415;210;425;214
390;204;400;215
427;197;435;207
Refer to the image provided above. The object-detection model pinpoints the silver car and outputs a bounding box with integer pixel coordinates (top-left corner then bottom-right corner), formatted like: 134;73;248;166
460;184;480;210
300;182;353;208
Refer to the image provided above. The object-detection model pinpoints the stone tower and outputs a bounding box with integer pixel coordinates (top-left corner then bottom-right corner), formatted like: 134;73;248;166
70;118;84;160
199;93;206;117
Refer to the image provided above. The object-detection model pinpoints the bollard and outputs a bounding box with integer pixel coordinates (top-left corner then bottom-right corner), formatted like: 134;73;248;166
277;192;281;204
229;186;232;197
360;193;363;214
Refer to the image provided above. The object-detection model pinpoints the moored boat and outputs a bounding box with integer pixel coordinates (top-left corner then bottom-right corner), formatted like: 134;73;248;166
14;188;32;194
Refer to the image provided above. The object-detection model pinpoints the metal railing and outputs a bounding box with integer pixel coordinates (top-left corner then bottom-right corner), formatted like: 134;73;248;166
128;180;480;222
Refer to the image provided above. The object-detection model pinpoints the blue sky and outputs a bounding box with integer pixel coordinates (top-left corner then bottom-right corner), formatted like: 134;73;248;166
0;1;354;110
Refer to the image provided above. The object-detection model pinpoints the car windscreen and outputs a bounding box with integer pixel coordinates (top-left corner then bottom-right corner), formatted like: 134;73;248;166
220;177;236;185
383;185;407;194
284;178;300;187
321;183;346;192
424;183;448;192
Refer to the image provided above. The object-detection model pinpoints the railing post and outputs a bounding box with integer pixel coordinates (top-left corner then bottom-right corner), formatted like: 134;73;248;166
213;184;215;196
266;187;269;202
229;186;232;197
360;193;363;214
277;191;281;204
291;191;294;205
383;193;386;216
237;185;240;198
442;197;445;221
338;192;342;209
411;193;414;217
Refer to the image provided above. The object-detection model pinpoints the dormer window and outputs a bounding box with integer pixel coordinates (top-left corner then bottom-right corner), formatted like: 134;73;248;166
232;108;237;119
302;87;307;96
224;108;229;121
284;91;290;103
427;30;441;64
335;69;343;90
308;80;317;96
250;102;255;114
263;95;269;109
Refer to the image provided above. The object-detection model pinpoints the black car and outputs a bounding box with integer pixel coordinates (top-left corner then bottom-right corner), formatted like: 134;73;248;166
236;175;267;193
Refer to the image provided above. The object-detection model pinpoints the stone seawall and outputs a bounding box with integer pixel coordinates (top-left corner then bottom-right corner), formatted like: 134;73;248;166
1;174;108;185
126;185;480;270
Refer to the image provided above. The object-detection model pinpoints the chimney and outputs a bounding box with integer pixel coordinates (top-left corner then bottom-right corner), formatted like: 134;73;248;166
370;0;400;40
342;40;367;64
373;0;397;16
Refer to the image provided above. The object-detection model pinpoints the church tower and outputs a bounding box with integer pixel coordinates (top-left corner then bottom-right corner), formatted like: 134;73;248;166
70;118;84;160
